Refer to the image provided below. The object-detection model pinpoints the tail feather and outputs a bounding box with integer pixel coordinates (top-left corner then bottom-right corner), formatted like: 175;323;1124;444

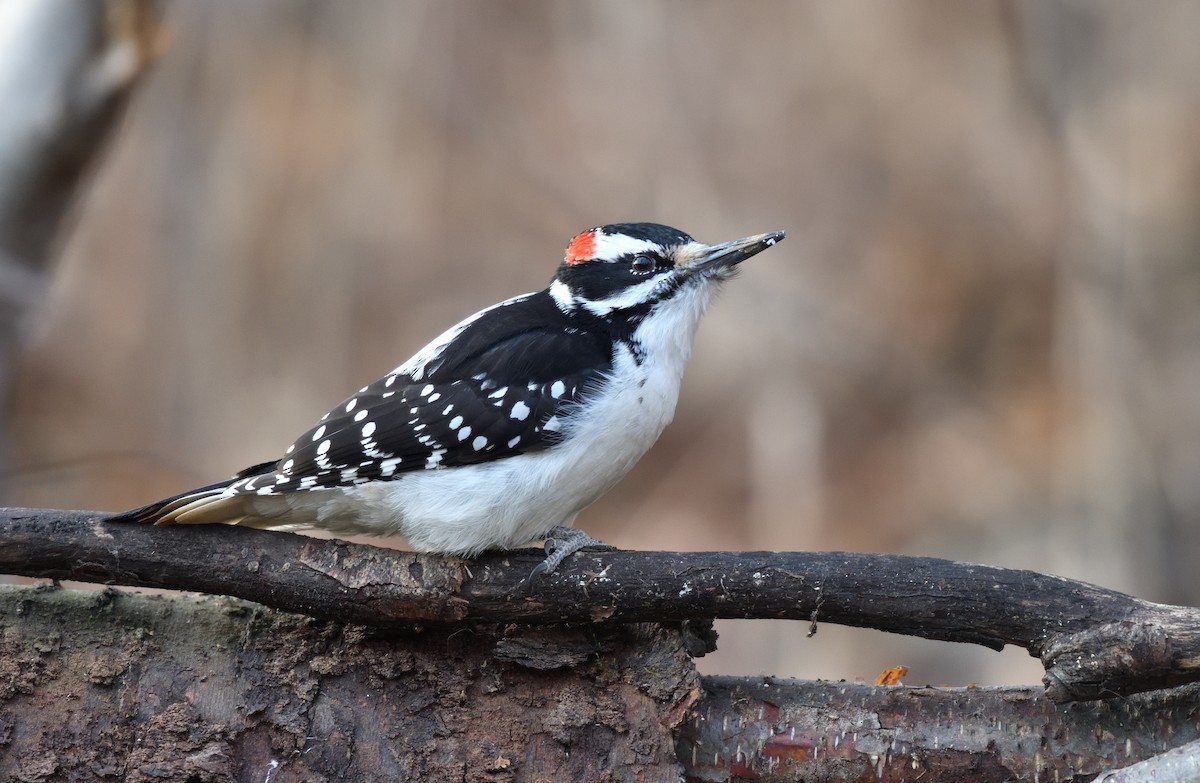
108;461;281;527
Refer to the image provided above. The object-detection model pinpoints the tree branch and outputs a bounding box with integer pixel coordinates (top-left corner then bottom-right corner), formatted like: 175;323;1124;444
682;677;1200;781
4;506;1200;701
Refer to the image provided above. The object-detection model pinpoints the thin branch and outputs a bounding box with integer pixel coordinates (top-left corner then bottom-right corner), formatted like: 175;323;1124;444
3;506;1200;701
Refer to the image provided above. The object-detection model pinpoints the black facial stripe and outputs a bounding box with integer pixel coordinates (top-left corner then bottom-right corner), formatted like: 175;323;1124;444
554;254;675;304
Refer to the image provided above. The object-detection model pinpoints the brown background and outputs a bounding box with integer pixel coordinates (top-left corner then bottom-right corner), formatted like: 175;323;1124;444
9;1;1200;687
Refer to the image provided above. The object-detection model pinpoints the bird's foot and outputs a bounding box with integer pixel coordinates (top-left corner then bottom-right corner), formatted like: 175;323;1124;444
527;526;615;582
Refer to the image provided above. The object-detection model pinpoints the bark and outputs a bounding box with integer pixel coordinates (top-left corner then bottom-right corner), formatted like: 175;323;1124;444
5;507;1200;702
0;584;699;782
2;585;1198;782
1093;739;1200;783
681;677;1200;782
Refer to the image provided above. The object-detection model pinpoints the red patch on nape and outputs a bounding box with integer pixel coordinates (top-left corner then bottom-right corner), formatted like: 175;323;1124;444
564;228;599;265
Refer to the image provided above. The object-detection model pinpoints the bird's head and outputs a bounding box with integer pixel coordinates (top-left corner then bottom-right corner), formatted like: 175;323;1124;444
549;223;785;318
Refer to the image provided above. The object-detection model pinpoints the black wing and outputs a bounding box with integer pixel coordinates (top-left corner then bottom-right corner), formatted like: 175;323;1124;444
229;291;613;495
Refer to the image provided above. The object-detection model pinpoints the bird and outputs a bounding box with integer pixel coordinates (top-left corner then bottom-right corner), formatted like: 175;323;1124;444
111;223;785;577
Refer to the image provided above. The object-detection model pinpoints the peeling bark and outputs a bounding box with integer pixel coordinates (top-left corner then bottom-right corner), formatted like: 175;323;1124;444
1093;739;1200;783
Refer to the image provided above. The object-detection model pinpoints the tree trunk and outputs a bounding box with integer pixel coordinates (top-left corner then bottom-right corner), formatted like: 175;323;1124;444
0;585;699;782
0;0;160;479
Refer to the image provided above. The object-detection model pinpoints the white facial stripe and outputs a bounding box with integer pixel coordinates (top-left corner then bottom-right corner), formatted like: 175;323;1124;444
581;276;670;316
591;233;658;262
549;279;572;310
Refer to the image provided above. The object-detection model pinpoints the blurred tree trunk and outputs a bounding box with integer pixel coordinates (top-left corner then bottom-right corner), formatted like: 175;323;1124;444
0;0;159;488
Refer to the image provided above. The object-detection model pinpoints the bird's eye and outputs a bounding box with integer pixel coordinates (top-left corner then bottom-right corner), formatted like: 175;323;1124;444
631;255;656;274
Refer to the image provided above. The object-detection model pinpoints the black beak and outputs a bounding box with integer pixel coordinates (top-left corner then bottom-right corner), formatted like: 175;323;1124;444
685;231;786;275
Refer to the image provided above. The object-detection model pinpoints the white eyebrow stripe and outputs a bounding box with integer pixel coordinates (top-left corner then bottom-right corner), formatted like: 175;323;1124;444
591;233;658;262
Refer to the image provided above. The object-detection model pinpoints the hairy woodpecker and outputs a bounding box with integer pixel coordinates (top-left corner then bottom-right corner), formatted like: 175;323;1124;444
112;223;785;576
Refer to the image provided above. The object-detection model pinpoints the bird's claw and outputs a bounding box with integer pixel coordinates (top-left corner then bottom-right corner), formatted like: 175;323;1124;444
527;559;552;582
524;526;614;586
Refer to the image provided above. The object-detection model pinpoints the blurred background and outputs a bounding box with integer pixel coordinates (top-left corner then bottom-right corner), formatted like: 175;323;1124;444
5;1;1199;688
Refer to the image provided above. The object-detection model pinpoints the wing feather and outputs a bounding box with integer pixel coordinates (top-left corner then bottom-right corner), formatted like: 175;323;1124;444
226;291;612;495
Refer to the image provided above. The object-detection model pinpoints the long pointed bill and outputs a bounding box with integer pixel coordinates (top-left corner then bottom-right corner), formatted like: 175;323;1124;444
681;230;786;275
